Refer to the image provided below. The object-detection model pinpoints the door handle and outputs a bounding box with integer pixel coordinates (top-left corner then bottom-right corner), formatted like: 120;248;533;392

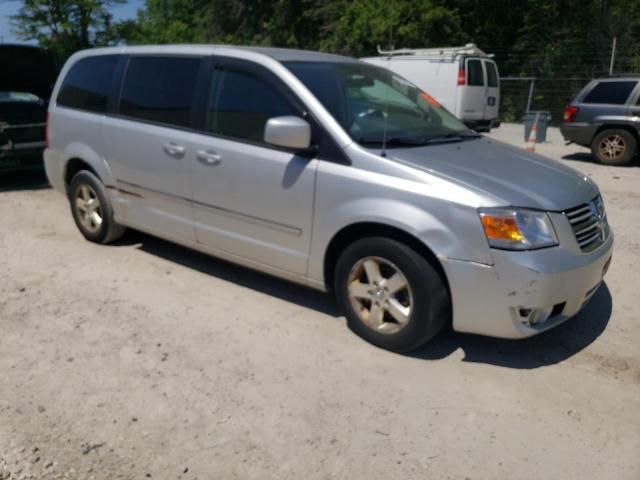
163;142;186;158
197;150;222;166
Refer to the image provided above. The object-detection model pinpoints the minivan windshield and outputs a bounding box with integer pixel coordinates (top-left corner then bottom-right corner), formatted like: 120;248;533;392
284;61;471;146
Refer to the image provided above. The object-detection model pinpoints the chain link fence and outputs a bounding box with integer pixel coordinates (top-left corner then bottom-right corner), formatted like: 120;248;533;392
492;42;640;125
499;77;598;125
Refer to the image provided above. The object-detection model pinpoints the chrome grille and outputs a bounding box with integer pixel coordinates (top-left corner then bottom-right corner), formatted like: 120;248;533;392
564;195;609;253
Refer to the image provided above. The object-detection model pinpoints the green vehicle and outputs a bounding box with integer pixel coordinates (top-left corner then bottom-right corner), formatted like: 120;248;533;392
0;45;58;172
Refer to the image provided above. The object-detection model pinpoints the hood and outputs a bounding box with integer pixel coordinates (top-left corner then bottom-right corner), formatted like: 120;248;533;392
383;136;597;211
0;45;58;100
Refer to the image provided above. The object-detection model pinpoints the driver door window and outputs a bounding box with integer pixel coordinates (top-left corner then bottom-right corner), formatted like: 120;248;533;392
205;68;298;144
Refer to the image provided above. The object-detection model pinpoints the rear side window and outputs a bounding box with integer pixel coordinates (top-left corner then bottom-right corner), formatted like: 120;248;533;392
205;68;297;143
57;55;118;113
467;59;484;86
119;56;201;128
485;61;499;87
583;81;637;105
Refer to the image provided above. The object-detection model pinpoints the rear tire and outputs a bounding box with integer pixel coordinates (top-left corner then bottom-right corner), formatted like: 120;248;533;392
68;171;125;244
591;129;636;166
334;237;450;352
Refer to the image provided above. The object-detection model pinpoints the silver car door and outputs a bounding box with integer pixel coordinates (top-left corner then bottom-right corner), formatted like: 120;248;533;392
106;55;202;242
189;59;319;276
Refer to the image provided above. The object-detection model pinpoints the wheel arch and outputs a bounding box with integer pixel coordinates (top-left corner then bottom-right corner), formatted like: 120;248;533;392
322;222;450;294
64;157;101;191
61;142;116;193
593;123;640;144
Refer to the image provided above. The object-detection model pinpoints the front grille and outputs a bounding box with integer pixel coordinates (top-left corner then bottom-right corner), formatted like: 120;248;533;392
564;195;609;253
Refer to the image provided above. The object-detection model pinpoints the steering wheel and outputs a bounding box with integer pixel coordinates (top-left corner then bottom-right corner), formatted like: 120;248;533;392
351;108;385;129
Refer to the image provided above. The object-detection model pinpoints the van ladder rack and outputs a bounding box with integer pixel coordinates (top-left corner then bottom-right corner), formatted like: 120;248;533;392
376;43;494;59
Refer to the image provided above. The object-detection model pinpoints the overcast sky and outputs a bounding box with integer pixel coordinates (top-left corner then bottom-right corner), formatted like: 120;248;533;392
0;0;143;44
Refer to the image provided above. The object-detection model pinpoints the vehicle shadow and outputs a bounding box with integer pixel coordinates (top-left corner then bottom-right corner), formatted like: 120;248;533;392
117;230;612;369
0;168;50;192
117;230;340;317
411;282;612;369
562;152;595;163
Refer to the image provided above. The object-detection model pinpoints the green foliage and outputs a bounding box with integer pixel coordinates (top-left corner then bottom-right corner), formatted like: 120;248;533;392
11;0;640;68
9;0;125;60
317;0;465;55
8;0;640;123
194;0;321;47
123;0;205;44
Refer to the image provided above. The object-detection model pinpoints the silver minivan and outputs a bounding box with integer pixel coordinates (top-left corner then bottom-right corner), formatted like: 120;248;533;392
45;45;613;352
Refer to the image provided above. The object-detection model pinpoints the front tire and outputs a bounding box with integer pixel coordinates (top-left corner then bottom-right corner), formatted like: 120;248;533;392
591;129;637;166
334;237;450;352
68;170;125;244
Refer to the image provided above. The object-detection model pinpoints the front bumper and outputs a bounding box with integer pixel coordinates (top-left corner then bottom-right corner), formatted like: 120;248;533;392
441;231;614;339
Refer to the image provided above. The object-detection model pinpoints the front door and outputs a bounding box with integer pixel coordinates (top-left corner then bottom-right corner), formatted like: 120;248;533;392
189;60;318;276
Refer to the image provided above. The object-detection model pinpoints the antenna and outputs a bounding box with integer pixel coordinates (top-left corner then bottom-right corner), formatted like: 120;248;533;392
380;54;392;158
380;4;394;158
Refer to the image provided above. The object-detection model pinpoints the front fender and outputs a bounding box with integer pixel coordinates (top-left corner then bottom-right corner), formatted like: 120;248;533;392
307;161;494;286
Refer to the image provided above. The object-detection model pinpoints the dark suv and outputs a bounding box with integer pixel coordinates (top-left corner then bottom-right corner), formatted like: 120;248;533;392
0;45;58;172
561;76;640;166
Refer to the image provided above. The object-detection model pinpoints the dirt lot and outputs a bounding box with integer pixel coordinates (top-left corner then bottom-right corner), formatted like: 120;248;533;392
1;124;639;480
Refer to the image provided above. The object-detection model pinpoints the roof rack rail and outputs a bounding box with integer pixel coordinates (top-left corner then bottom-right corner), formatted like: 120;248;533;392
376;43;494;58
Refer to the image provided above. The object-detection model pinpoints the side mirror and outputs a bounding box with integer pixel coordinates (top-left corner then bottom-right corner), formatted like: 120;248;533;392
264;116;311;150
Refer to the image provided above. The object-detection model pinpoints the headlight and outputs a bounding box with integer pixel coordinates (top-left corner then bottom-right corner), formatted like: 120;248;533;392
479;208;558;250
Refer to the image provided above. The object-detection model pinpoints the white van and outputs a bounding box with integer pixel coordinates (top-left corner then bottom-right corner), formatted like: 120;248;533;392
362;44;500;131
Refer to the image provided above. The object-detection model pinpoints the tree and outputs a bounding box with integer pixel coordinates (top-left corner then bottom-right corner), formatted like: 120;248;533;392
10;0;126;60
196;0;321;47
316;0;466;56
121;0;205;44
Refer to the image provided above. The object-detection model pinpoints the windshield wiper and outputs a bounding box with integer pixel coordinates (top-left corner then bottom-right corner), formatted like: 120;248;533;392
429;131;482;141
357;130;481;148
356;136;431;146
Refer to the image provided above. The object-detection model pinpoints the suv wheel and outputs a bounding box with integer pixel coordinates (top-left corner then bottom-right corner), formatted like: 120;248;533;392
334;237;450;352
69;170;125;244
591;129;637;166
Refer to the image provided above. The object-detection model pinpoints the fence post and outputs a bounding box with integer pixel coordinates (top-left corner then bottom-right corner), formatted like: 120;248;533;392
526;78;536;112
609;36;617;76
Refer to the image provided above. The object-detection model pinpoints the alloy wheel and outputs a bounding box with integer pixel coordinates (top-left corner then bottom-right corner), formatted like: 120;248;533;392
347;256;413;334
75;184;103;234
599;134;626;161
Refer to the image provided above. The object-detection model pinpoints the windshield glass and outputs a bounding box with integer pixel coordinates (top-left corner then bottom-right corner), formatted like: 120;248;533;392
284;61;469;145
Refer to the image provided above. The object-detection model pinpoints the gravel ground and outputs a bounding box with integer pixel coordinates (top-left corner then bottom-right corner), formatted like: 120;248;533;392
1;124;639;480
